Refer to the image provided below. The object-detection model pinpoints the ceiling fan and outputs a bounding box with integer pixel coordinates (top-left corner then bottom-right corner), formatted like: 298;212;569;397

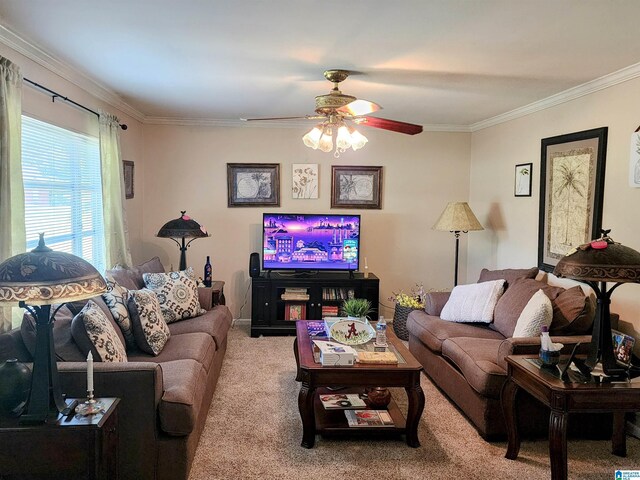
241;69;423;156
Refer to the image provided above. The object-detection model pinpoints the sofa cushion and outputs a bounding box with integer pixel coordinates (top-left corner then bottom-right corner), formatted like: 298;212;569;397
128;289;171;356
492;278;565;338
128;332;215;373
407;310;504;354
440;280;505;323
71;300;127;362
158;359;207;436
102;280;136;348
441;337;506;398
477;267;538;289
106;256;165;291
142;267;204;324
167;306;232;350
20;306;85;361
512;289;553;338
424;291;451;316
549;286;594;335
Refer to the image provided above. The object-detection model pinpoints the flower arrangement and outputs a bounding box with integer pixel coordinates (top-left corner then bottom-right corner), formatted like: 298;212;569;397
389;284;425;309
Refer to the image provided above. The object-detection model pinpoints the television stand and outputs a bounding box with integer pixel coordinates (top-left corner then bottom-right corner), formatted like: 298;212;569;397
251;272;379;337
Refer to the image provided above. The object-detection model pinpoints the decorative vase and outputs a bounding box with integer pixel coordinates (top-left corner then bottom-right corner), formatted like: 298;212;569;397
0;358;31;417
393;304;417;341
365;387;391;409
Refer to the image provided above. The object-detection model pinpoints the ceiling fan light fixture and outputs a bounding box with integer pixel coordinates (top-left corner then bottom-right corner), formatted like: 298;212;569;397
336;125;352;151
318;127;333;153
302;125;323;149
349;127;368;151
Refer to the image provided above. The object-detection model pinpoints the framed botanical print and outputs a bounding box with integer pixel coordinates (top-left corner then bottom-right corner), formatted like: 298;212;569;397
292;163;319;199
123;160;134;199
331;165;383;209
538;127;607;272
514;163;532;197
227;163;280;207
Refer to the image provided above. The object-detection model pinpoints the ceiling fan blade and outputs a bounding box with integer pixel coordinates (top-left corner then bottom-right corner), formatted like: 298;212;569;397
241;115;323;121
337;99;382;116
357;116;423;135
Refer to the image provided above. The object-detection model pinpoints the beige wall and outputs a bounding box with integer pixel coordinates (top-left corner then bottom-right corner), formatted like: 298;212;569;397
469;76;640;343
142;125;471;318
0;43;146;261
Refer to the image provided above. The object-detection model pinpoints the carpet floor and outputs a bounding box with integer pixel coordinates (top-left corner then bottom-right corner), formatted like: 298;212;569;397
189;322;639;479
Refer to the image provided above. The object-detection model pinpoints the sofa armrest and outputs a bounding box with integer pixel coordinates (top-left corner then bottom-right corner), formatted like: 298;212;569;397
198;287;214;311
424;291;451;316
496;335;592;370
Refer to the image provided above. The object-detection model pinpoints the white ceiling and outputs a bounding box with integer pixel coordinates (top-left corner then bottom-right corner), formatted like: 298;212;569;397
2;0;640;129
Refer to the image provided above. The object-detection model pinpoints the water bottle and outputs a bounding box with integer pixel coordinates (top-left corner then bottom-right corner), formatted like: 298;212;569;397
204;256;212;287
376;317;387;346
540;325;552;351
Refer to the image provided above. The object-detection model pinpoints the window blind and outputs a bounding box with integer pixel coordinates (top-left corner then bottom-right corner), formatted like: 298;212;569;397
21;115;106;274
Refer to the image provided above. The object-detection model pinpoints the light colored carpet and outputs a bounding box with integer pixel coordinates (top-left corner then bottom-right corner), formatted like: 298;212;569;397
189;323;639;479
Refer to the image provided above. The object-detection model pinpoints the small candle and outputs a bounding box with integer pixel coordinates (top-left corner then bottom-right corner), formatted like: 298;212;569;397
87;351;93;392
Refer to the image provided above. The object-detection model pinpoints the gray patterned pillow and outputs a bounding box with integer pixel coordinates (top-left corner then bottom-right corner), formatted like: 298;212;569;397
72;300;127;362
142;267;205;324
102;279;136;348
128;289;171;356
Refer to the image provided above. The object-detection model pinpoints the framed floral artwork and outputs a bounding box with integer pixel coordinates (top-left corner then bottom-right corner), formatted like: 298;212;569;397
227;163;280;207
514;163;532;197
331;165;383;209
538;127;607;272
123;160;134;199
292;163;318;199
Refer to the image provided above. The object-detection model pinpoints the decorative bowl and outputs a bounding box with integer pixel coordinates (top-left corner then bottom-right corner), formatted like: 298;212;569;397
329;319;375;345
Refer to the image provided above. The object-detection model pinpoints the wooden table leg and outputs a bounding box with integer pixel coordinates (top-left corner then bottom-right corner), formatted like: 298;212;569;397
612;411;627;457
549;409;568;480
293;337;301;382
501;379;520;460
298;380;316;448
404;375;425;448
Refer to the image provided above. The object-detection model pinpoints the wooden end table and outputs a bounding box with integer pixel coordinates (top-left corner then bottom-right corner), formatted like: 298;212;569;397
501;356;640;480
0;397;120;479
294;321;424;448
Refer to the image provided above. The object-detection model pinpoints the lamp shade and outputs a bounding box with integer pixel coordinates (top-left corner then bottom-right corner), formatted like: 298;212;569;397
157;211;209;239
554;242;640;284
0;234;107;306
433;202;484;232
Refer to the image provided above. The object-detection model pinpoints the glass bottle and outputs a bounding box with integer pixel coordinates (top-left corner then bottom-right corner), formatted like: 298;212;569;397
204;256;212;287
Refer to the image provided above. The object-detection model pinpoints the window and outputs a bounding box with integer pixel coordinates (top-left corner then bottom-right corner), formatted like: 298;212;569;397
21;115;106;273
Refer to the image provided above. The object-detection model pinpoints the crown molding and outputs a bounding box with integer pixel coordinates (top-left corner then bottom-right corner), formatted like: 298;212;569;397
0;24;146;123
470;61;640;132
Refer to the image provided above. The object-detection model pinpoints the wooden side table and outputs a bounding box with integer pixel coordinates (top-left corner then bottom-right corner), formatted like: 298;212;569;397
0;397;119;480
501;356;640;480
211;280;226;306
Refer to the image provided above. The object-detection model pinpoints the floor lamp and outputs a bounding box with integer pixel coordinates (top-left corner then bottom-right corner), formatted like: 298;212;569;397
553;230;640;378
433;202;484;286
157;211;210;271
0;234;107;423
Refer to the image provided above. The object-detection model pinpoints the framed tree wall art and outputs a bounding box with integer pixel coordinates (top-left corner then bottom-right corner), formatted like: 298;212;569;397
331;165;383;209
514;163;532;197
227;163;280;207
538;127;607;272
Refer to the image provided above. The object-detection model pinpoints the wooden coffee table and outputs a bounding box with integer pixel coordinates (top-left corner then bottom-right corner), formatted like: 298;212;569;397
294;321;424;448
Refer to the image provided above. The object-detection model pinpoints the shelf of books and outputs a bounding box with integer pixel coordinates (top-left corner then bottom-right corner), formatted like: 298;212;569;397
279;287;310;321
322;287;355;302
313;387;406;434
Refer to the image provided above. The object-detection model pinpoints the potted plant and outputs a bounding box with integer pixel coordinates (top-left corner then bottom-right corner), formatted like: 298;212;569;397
341;298;374;320
389;284;425;340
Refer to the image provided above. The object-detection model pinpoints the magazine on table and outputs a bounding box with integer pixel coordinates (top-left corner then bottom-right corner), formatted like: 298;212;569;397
319;393;367;410
344;409;394;427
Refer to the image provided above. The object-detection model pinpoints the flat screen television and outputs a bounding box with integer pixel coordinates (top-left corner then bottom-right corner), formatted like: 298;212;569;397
262;213;361;271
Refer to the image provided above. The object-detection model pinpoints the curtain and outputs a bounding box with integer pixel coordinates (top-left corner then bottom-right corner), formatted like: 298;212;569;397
99;109;132;269
0;56;25;331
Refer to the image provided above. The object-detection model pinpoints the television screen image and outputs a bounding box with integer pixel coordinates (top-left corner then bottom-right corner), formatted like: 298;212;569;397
262;214;361;271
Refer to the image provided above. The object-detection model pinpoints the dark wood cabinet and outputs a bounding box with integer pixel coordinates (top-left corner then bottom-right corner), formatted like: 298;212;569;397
251;272;379;337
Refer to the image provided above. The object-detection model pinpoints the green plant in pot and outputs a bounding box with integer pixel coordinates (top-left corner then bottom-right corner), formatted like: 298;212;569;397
341;298;373;320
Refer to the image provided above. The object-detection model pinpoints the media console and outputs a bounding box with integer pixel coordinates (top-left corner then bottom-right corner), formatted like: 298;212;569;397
251;272;380;337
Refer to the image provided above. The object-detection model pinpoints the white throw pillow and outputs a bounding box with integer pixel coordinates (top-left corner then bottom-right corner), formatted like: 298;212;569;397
512;289;553;338
440;280;506;323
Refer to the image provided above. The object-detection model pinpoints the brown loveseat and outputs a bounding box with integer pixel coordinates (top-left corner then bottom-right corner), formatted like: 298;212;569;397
0;258;232;480
407;267;612;440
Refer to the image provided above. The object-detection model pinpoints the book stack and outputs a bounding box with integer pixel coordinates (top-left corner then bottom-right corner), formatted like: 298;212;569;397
321;305;339;317
312;340;356;366
344;410;394;427
322;287;355;301
281;287;309;301
356;351;399;365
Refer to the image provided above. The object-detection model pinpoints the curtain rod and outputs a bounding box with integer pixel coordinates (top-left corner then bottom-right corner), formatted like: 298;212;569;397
23;77;128;130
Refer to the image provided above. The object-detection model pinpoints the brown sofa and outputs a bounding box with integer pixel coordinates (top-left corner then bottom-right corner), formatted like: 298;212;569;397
0;258;232;480
407;267;612;440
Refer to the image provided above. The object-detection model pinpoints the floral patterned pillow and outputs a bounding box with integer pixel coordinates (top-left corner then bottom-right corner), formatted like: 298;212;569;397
128;289;171;356
102;279;136;349
142;267;205;324
72;300;127;362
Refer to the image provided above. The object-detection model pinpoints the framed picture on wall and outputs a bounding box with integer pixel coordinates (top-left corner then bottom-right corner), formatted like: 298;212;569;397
292;163;319;199
227;163;280;207
514;163;532;197
331;165;383;209
538;127;607;272
123;160;134;199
